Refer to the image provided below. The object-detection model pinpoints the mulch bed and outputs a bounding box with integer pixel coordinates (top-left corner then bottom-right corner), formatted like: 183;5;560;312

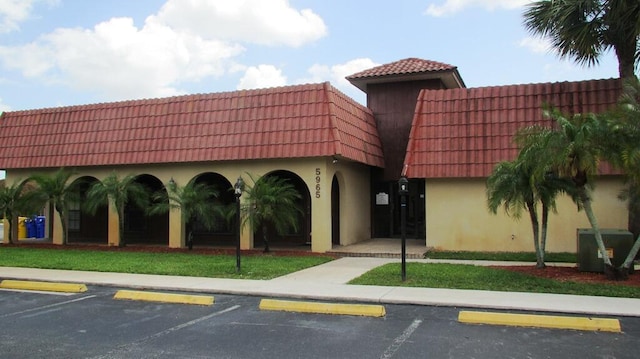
493;265;640;287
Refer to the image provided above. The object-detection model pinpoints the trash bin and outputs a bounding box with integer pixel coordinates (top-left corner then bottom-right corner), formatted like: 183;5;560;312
35;216;46;239
577;228;634;272
26;218;36;238
18;216;27;239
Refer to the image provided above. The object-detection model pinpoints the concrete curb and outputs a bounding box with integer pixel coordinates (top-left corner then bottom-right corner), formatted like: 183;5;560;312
259;298;386;317
0;279;87;293
458;310;622;332
113;290;214;306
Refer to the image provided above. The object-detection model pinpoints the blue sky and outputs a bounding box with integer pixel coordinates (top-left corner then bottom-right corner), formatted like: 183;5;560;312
0;0;621;112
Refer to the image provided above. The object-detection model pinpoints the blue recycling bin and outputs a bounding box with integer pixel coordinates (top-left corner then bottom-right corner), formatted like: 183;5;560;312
26;218;36;238
35;216;45;238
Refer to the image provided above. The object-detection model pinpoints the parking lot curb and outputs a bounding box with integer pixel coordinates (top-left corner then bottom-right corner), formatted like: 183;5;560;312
458;310;621;333
113;289;214;306
259;298;386;317
0;279;88;293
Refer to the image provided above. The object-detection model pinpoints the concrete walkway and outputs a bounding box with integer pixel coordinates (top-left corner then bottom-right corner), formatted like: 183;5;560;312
2;257;640;317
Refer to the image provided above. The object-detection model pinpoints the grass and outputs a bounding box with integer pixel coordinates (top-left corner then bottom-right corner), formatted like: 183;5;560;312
349;263;640;298
425;250;577;263
3;246;639;298
0;247;333;280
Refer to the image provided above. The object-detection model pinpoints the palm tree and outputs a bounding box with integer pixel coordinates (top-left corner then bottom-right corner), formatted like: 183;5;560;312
0;181;42;244
148;179;224;250
523;0;640;80
516;108;619;274
238;173;302;253
84;172;149;247
487;160;543;266
30;168;79;245
598;78;640;271
487;156;573;268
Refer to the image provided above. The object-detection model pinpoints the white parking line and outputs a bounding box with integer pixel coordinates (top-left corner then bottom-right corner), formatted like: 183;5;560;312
380;319;423;359
88;304;241;359
0;295;97;318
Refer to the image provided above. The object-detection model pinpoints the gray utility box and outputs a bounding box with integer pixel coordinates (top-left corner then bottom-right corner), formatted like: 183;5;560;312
577;228;634;272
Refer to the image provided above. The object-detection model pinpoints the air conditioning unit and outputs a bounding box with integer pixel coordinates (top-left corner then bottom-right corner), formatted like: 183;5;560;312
577;228;634;272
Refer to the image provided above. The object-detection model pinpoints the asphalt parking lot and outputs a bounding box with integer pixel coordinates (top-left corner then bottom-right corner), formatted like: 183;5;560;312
1;285;640;359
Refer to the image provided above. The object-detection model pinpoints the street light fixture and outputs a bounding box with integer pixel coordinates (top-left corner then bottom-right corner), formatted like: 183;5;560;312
234;176;245;273
398;176;409;281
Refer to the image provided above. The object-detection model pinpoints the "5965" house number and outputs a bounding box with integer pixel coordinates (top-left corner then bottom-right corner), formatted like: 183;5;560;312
315;168;321;198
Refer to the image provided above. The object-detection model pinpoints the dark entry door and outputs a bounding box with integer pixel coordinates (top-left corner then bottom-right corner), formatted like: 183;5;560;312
372;179;425;239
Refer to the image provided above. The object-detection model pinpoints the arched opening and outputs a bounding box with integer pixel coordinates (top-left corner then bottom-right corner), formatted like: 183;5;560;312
123;174;168;245
331;174;340;245
253;170;311;249
69;176;108;244
190;173;234;247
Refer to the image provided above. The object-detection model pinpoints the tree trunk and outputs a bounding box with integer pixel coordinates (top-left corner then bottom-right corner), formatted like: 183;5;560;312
540;203;549;267
10;215;17;244
526;203;544;269
579;188;614;274
58;207;68;245
615;42;637;81
262;224;270;253
619;234;640;272
118;206;126;248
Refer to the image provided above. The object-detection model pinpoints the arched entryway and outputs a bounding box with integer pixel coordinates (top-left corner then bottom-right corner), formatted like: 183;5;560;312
123;174;168;245
253;170;311;250
68;176;108;244
190;173;234;247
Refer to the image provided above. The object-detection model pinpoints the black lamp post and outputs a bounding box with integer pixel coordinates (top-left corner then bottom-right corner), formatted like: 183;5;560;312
398;176;409;281
234;176;245;273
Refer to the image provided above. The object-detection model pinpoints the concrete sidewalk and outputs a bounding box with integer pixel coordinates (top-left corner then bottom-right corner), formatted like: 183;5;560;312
2;257;640;317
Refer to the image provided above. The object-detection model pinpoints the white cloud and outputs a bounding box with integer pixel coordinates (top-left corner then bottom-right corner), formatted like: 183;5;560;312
0;97;10;112
0;0;34;33
237;64;287;90
425;0;532;17
0;0;326;102
518;36;552;54
153;0;327;47
300;58;379;90
0;17;244;100
234;58;378;97
0;0;58;33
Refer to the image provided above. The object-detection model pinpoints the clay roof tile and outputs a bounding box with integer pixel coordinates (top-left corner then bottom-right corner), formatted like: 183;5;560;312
403;78;622;179
0;83;384;169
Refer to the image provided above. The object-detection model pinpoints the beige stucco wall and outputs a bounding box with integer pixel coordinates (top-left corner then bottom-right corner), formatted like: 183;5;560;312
4;157;372;252
424;177;628;253
331;161;372;246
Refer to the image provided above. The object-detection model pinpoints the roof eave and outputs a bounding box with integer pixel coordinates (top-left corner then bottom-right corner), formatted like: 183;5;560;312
347;69;466;93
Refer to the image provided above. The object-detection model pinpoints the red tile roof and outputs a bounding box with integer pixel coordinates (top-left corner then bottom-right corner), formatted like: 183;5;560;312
347;58;456;79
0;82;384;169
346;58;465;92
403;78;622;179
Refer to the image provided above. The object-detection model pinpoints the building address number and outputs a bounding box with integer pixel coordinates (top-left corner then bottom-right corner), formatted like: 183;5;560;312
315;168;321;198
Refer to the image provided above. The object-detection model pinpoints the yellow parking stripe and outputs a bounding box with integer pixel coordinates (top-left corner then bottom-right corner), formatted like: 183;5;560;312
458;310;621;332
259;298;385;317
0;279;87;293
114;290;214;306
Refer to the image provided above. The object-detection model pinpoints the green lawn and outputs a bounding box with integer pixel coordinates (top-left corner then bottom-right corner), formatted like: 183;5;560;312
349;262;640;298
0;247;333;280
3;246;639;298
